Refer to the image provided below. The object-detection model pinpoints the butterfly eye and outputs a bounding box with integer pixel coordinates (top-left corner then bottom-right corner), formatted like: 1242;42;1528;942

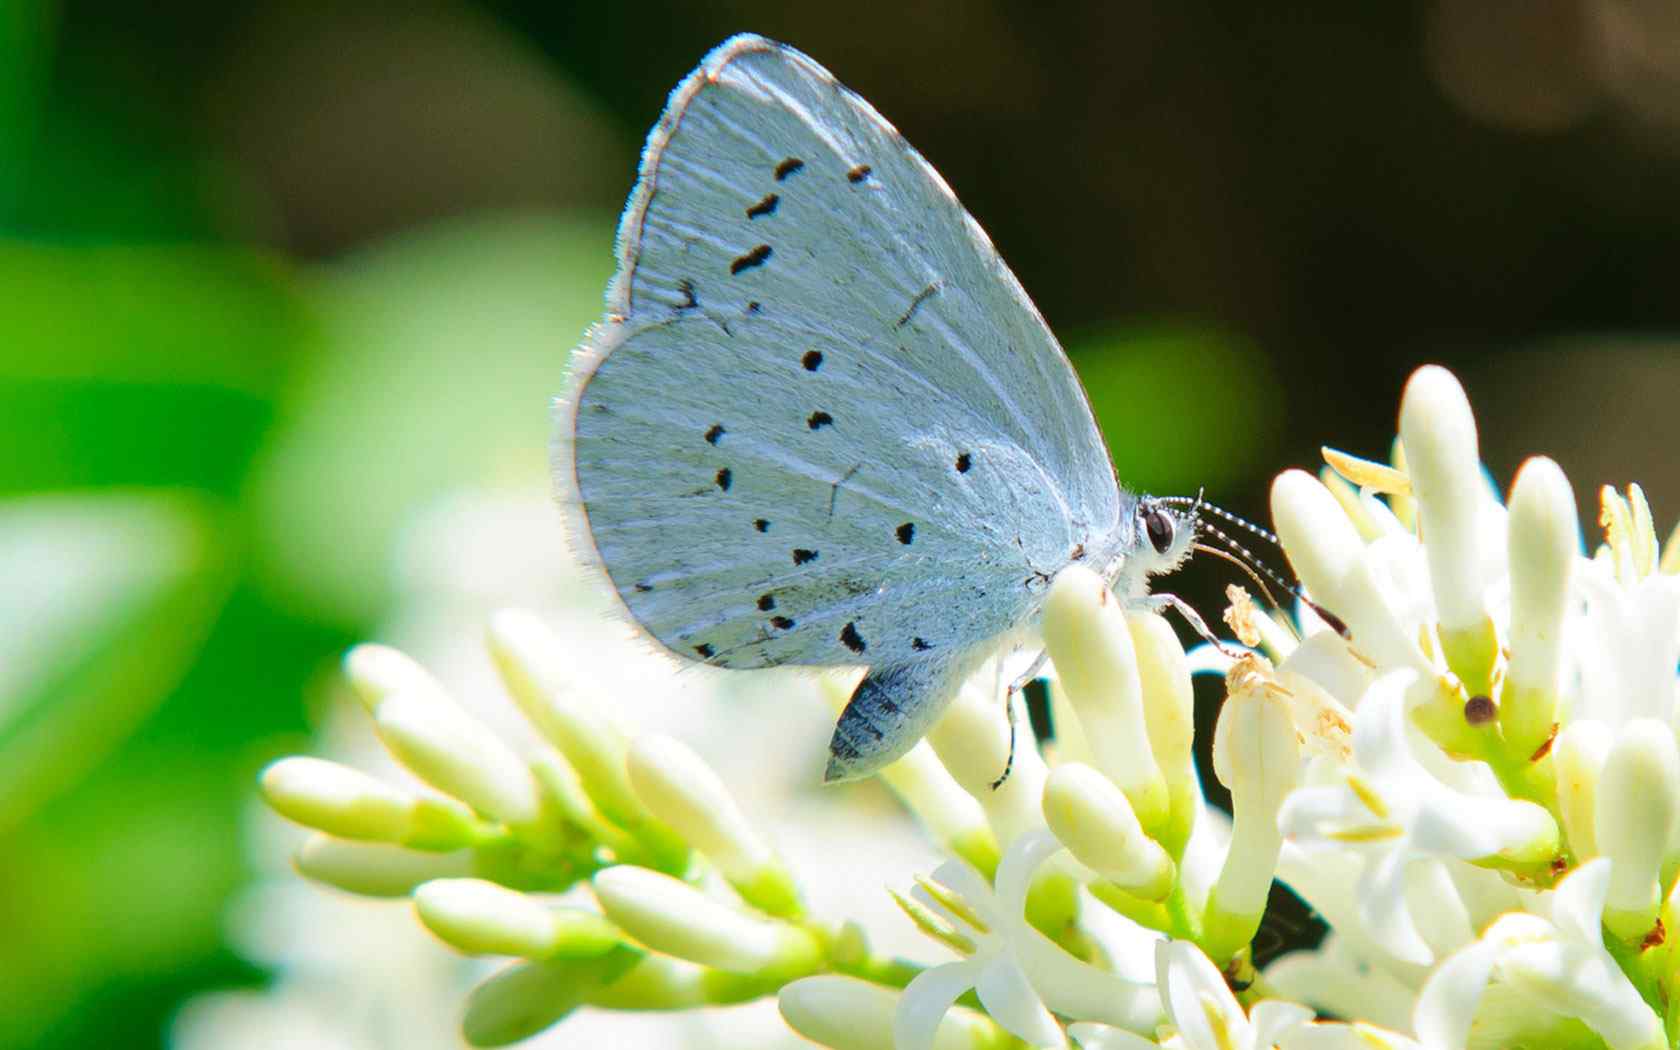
1144;507;1174;555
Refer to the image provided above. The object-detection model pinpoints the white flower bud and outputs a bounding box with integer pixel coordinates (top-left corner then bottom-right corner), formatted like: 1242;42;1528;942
1042;565;1168;833
1043;763;1173;900
780;976;1010;1050
372;691;541;829
343;643;446;710
1399;366;1485;628
1399;366;1496;690
1484;864;1664;1050
1206;668;1301;961
1502;457;1578;755
486;611;650;831
294;833;472;897
592;865;822;977
461;948;642;1047
1594;719;1679;938
261;757;412;840
626;735;800;916
1271;472;1430;676
925;680;1047;847
260;756;480;849
1555;719;1612;858
1128;610;1198;852
414;878;620;958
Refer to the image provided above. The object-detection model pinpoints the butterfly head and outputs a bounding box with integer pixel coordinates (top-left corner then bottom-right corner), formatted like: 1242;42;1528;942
1137;493;1199;574
1104;492;1199;597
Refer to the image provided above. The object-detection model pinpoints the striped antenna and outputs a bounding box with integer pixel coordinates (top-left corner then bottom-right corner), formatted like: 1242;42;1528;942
1160;496;1350;639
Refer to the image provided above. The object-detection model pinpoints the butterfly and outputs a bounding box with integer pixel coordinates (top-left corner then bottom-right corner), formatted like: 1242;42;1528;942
554;34;1204;782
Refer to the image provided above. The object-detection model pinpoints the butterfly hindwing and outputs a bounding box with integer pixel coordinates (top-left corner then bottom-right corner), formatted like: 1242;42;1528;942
560;35;1123;671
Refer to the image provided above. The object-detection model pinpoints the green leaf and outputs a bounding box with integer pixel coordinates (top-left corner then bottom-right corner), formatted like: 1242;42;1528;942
0;490;234;833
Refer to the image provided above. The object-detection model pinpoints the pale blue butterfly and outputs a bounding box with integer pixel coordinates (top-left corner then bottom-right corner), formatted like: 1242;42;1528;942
555;34;1209;782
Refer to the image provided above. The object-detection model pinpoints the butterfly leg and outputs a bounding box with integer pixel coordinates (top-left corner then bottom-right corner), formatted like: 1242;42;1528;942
989;649;1050;790
1139;592;1244;659
825;654;975;783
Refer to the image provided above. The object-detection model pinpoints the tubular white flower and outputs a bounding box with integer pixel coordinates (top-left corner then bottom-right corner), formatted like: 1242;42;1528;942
413;878;620;959
486;610;650;833
1486;860;1664;1050
779;976;1010;1050
1206;662;1301;961
1554;719;1612;858
1042;763;1174;900
626;735;800;917
1577;565;1680;729
590;864;821;976
344;641;541;828
1501;457;1578;754
460;947;643;1048
293;832;473;897
1127;609;1199;850
1398;368;1494;689
261;756;482;849
1277;670;1557;963
895;830;1161;1050
925;679;1048;847
343;642;448;710
1270;471;1433;676
371;691;541;829
1042;565;1168;833
1594;719;1680;938
1155;939;1313;1050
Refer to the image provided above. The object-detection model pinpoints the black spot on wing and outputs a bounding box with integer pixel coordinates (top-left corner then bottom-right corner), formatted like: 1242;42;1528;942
911;637;932;651
775;157;804;180
757;593;775;611
802;350;823;371
704;424;725;445
770;616;795;630
792;548;818;565
754;518;770;532
746;193;779;219
694;643;715;658
730;244;771;275
715;467;732;491
840;621;867;653
896;522;915;545
955;452;972;473
807;410;834;430
847;164;872;183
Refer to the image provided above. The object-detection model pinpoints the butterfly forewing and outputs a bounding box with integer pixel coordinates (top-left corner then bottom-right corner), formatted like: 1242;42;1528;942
563;35;1122;670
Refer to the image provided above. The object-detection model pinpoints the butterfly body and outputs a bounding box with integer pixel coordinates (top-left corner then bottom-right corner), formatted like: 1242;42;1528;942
556;35;1196;781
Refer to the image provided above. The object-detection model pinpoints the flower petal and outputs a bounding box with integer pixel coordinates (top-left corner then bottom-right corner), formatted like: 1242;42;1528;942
974;955;1065;1048
1357;848;1432;965
1156;939;1246;1050
1250;1000;1315;1047
894;958;986;1050
1067;1022;1159;1050
1412;938;1497;1049
1549;858;1612;946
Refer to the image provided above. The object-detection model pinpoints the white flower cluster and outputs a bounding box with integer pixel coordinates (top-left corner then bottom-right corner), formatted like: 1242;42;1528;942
259;365;1680;1050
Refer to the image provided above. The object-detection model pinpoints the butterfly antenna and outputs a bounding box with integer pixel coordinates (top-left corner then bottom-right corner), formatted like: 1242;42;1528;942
1188;512;1351;639
1192;541;1283;610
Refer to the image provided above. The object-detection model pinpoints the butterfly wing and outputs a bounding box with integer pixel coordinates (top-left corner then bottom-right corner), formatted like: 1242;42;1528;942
557;34;1122;672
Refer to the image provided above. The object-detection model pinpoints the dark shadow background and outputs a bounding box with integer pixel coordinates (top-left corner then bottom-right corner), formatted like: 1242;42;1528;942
6;1;1680;1046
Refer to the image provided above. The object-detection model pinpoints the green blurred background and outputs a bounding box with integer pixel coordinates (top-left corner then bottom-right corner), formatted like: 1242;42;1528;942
7;1;1680;1046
